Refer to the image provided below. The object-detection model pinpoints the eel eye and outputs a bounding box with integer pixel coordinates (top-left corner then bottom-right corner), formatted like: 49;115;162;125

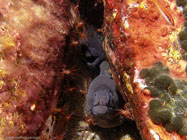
94;91;98;97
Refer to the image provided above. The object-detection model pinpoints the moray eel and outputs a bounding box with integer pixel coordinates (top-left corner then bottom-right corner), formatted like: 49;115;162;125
86;61;125;128
80;25;106;68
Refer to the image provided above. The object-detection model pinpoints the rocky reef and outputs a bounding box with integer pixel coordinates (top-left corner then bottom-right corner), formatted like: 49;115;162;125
0;0;73;139
0;0;187;140
103;0;187;139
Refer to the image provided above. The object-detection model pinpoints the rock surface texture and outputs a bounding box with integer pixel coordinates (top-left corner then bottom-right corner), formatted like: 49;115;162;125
103;0;187;139
0;0;72;139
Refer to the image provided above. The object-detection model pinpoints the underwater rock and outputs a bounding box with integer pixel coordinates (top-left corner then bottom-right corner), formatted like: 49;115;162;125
0;0;73;138
103;0;186;139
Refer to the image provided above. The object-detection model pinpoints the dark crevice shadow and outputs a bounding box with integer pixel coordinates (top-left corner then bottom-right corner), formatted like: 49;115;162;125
89;121;142;140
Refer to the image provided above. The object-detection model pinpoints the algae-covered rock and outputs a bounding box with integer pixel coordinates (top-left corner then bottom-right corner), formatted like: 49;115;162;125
103;0;187;139
0;0;72;138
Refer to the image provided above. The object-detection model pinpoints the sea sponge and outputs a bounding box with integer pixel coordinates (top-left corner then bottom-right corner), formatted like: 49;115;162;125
140;68;150;79
162;67;170;73
165;116;183;132
185;21;187;26
159;93;171;103
146;86;160;97
153;75;177;94
176;0;187;7
149;99;172;125
145;62;187;135
153;61;163;69
149;99;163;109
174;107;185;116
145;77;154;85
181;40;187;52
175;80;186;89
175;94;187;108
181;89;187;99
183;7;187;18
179;28;187;41
140;62;170;84
149;107;172;124
178;125;187;136
149;67;162;79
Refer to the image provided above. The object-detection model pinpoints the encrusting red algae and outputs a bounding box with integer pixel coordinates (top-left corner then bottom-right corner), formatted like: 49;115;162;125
103;0;187;139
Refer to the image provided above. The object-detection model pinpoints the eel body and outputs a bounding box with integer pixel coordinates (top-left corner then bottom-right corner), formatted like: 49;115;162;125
80;25;106;68
86;61;124;128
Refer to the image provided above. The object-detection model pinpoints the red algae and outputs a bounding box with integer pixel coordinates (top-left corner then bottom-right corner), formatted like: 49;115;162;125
103;0;186;139
0;0;73;139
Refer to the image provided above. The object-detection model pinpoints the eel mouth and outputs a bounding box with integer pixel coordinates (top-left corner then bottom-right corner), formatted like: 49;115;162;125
91;105;125;128
92;105;115;116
